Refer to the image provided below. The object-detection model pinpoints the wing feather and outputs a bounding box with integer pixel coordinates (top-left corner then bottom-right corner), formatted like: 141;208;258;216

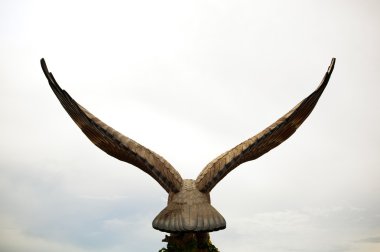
41;59;183;193
196;58;336;193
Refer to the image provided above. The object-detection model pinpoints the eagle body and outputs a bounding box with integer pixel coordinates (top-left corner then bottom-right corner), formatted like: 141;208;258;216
153;179;226;232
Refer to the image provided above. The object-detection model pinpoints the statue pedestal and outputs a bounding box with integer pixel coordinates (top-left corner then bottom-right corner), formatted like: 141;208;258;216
159;232;219;252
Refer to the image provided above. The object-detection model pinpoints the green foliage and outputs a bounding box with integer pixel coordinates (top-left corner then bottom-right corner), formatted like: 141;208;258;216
159;233;219;252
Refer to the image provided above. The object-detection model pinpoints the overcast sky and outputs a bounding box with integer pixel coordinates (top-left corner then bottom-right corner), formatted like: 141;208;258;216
1;0;379;251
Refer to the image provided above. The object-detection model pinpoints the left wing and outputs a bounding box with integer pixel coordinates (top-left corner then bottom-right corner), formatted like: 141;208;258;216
196;58;335;193
41;59;183;193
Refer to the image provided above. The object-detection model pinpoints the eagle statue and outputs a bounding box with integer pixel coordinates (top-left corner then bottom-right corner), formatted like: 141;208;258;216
41;58;335;233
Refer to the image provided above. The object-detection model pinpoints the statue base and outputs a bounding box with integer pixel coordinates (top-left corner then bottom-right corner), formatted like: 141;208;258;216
159;232;219;252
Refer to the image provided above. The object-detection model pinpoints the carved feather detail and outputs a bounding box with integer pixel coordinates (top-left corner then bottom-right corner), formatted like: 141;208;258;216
42;58;335;233
195;58;335;193
153;180;226;232
41;59;183;193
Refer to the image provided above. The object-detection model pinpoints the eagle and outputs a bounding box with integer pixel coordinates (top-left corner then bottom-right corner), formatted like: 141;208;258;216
41;58;335;233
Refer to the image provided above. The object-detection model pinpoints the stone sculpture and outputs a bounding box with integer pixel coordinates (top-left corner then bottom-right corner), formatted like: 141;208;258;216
41;58;335;234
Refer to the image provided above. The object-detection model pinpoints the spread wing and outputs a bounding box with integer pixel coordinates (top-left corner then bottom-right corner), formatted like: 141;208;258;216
41;59;183;193
196;58;335;193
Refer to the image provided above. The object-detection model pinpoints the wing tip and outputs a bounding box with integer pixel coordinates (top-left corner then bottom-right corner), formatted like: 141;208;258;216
40;58;50;77
40;58;62;91
328;58;336;74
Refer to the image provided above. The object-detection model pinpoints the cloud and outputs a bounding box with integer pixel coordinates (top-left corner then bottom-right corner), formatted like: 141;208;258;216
239;210;311;233
0;162;165;251
351;237;380;252
212;206;380;252
357;237;380;244
0;227;88;252
1;0;380;252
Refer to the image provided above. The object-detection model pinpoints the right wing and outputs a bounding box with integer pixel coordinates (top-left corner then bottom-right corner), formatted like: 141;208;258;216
196;58;335;193
41;58;183;193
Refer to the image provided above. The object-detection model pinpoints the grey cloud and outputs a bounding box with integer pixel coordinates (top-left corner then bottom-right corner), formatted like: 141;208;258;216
1;0;380;252
357;237;380;243
0;162;164;251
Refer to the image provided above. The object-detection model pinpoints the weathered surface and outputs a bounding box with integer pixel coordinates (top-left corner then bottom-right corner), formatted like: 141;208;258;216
41;58;183;193
153;180;226;232
42;58;335;235
196;58;336;193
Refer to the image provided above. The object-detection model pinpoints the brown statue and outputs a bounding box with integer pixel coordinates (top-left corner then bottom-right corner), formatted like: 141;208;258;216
41;58;335;250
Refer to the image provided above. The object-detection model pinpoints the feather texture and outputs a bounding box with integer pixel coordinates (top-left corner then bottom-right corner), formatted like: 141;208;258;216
196;58;336;193
42;58;335;233
41;59;183;193
153;180;226;232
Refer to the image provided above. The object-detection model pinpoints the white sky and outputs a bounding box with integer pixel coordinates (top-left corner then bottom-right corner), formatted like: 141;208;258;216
0;0;379;251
